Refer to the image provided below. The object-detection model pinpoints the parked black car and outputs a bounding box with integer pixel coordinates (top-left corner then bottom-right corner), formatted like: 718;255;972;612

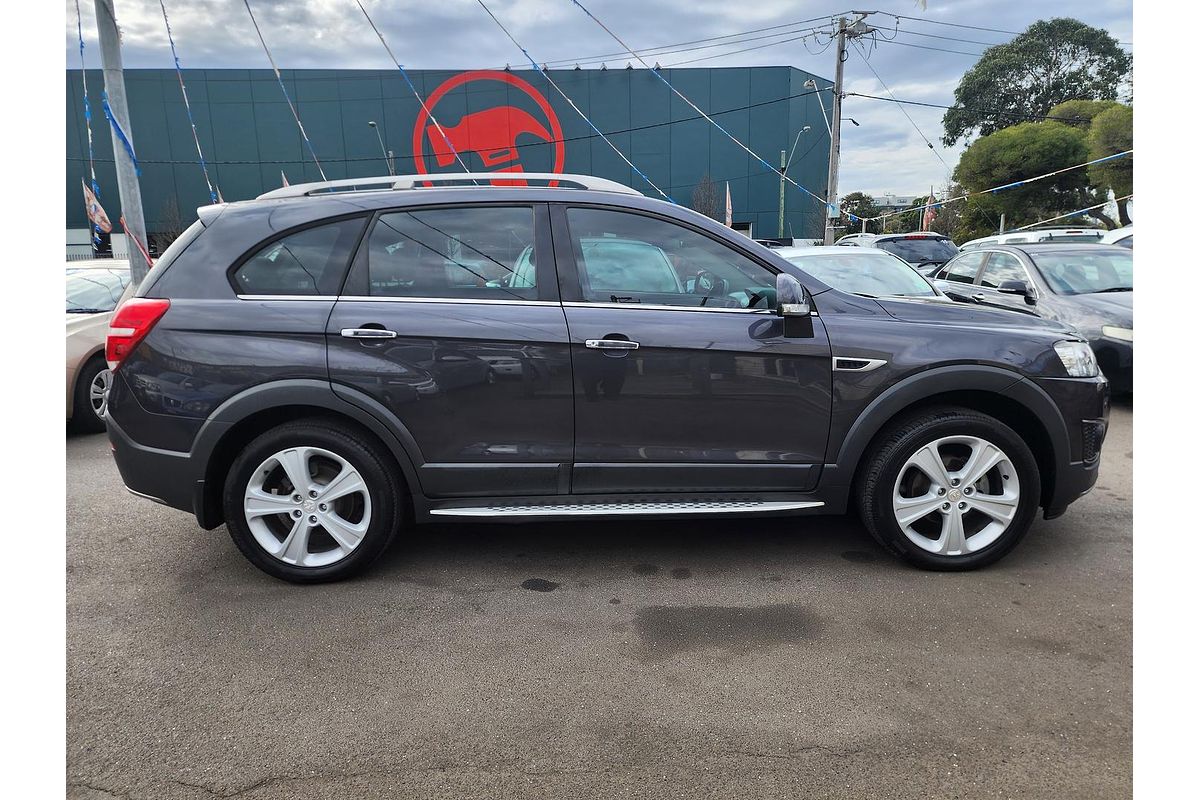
931;244;1132;393
106;174;1108;583
838;232;959;276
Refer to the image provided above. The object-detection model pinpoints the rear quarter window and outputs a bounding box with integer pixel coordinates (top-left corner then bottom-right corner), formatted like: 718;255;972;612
232;217;366;296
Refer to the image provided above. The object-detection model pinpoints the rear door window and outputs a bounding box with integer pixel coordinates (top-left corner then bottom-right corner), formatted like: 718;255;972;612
365;206;537;300
940;252;985;283
233;217;366;296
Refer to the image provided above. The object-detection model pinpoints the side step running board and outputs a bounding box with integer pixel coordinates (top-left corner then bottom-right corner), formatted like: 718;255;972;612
430;499;824;518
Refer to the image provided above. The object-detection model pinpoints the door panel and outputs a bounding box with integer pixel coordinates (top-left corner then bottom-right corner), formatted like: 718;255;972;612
552;203;833;494
327;203;572;498
563;305;831;492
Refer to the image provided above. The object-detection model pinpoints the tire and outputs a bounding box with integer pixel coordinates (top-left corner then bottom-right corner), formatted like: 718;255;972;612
70;357;111;434
856;406;1041;571
222;419;404;583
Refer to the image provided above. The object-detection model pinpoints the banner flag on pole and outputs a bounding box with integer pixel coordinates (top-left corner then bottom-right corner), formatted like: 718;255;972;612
281;170;290;187
922;186;937;231
82;179;113;234
725;182;733;227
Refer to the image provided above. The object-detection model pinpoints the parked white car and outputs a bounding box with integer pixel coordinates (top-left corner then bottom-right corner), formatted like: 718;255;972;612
1101;226;1132;248
959;227;1106;251
67;260;131;432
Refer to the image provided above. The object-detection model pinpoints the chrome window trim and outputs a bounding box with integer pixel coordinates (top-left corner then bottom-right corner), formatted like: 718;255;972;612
561;300;791;315
336;296;561;307
236;294;560;307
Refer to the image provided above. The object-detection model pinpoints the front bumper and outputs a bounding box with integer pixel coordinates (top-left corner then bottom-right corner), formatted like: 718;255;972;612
1034;375;1110;519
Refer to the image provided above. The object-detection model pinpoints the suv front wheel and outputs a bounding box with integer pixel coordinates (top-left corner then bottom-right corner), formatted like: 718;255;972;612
223;420;403;583
857;407;1041;570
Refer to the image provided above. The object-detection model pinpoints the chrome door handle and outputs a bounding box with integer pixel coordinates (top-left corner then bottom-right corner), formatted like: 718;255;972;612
341;327;398;339
585;339;639;350
971;293;986;302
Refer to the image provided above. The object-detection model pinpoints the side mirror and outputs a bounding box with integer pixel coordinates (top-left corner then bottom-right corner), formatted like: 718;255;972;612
776;273;811;316
775;273;814;338
997;279;1037;305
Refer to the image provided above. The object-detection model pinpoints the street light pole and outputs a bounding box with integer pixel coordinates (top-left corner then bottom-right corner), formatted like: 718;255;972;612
368;121;393;176
94;0;150;283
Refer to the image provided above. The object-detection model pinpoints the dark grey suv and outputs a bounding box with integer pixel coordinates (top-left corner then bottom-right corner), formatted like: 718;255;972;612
106;173;1109;582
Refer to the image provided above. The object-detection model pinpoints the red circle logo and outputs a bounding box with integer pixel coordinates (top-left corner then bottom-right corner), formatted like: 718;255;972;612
412;70;566;186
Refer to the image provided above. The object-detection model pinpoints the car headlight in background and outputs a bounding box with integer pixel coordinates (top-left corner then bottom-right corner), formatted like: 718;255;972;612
1101;325;1133;342
1054;340;1100;378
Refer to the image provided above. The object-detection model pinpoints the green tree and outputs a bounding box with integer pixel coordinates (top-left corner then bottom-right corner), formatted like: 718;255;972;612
839;192;882;233
942;18;1131;146
1048;99;1122;128
954;121;1098;229
883;197;928;234
1087;105;1133;225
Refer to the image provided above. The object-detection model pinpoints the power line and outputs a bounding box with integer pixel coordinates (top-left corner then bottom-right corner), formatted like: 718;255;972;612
526;13;849;69
882;12;1131;47
844;92;1092;124
664;29;829;67
851;40;954;179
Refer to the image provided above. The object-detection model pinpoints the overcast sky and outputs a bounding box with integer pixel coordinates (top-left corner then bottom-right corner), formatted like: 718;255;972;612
66;0;1132;197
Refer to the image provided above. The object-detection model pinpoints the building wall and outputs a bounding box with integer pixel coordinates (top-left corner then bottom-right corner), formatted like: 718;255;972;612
66;66;830;240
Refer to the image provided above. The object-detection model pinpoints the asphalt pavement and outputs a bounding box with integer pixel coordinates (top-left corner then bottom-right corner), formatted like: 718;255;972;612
67;400;1132;799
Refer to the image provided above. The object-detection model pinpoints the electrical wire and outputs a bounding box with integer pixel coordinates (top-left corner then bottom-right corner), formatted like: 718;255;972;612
241;0;326;180
474;0;674;202
851;40;954;179
354;0;475;180
845;92;1090;124
563;0;841;218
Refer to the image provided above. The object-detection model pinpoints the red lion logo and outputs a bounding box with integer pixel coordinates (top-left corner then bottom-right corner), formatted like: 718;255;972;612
412;70;565;186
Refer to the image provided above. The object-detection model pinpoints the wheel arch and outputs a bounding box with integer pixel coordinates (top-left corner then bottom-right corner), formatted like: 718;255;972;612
68;348;108;420
191;380;425;529
826;366;1069;508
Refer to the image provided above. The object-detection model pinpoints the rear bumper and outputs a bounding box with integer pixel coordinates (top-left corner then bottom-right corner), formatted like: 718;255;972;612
107;415;200;519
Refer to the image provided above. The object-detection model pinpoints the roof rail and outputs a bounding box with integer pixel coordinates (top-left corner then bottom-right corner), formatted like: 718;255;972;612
256;172;642;200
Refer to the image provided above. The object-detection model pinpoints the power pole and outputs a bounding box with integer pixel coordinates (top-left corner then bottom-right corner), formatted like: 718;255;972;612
823;17;848;245
822;13;873;245
94;0;150;284
778;150;787;239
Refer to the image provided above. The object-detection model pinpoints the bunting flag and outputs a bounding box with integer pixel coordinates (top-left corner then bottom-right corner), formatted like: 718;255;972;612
281;170;290;187
82;179;112;235
724;182;733;227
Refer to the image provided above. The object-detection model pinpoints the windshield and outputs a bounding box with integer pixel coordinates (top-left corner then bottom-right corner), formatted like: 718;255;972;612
875;237;958;265
784;252;937;298
1031;250;1133;295
66;269;130;312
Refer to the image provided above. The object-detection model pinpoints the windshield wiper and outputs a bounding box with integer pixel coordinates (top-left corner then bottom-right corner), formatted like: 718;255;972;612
851;292;880;299
66;307;109;314
1092;287;1132;293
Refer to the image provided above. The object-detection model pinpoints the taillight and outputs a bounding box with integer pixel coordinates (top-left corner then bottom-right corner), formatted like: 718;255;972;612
106;298;170;371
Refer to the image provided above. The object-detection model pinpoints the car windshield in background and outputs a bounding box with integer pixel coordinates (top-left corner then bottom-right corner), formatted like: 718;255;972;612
1031;250;1133;295
784;252;937;298
66;269;130;312
875;237;958;265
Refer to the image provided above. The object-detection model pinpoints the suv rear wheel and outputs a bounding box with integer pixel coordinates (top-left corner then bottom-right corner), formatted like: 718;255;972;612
223;420;403;583
857;407;1041;570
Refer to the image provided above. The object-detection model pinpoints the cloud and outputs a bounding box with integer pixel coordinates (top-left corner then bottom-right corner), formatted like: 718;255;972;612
66;0;1131;195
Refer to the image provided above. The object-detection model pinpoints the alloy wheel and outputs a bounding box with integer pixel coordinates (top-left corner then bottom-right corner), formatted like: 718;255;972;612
90;368;112;420
891;435;1020;557
243;446;372;567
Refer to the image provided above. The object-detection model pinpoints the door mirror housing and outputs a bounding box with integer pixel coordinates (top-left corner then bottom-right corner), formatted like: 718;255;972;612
776;273;812;316
997;279;1037;305
775;273;814;338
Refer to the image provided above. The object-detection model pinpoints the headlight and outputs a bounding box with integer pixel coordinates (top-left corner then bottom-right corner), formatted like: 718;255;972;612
1054;340;1100;377
1101;325;1133;342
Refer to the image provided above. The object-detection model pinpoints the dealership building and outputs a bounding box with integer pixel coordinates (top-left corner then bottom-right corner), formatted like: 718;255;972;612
66;66;831;255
